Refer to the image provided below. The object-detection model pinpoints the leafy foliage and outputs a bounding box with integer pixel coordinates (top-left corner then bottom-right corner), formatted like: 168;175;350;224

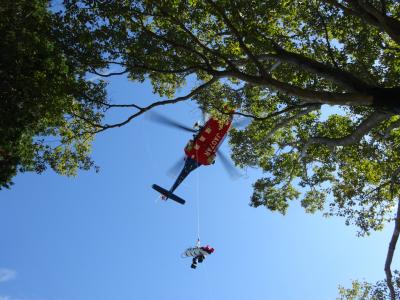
55;0;400;236
3;0;400;297
337;271;400;300
2;0;400;237
0;0;107;188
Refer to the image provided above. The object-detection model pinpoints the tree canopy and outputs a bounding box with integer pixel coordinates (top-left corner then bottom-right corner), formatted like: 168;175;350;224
0;0;106;188
2;0;400;298
56;0;400;234
337;271;400;300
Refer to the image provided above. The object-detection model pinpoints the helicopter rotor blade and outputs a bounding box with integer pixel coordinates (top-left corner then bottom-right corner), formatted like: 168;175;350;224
149;111;197;133
202;111;209;124
217;149;242;180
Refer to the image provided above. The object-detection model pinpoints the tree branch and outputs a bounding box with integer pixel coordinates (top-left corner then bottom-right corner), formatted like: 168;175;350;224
93;64;200;76
264;104;321;140
384;119;400;138
232;49;371;92
208;101;320;125
137;18;213;69
89;69;128;77
80;92;142;110
356;0;400;45
272;49;369;92
385;176;400;300
95;77;218;132
301;111;390;158
234;103;321;121
380;0;387;15
323;0;380;27
324;0;400;44
157;6;238;71
226;70;372;105
205;0;267;75
314;5;340;69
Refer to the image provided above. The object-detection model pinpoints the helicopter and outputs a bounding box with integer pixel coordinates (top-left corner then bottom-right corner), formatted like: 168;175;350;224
151;110;238;205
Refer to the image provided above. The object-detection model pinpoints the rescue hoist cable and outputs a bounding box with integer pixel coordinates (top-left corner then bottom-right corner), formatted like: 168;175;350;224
195;149;201;243
181;149;202;259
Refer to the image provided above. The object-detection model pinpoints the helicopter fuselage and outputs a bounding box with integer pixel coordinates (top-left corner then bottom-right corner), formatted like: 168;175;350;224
184;117;232;165
152;115;233;205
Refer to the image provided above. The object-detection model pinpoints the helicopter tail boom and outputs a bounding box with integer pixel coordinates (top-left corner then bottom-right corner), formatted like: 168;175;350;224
152;184;186;205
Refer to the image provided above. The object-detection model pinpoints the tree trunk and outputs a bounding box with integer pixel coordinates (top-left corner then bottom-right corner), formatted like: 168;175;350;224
371;87;400;113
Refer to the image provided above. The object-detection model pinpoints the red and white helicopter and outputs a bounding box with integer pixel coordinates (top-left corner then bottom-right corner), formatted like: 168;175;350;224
151;109;240;205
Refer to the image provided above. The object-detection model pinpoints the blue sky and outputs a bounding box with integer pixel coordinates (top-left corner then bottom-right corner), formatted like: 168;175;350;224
0;75;398;300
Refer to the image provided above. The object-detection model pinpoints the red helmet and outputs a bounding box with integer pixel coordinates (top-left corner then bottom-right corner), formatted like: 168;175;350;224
203;245;214;254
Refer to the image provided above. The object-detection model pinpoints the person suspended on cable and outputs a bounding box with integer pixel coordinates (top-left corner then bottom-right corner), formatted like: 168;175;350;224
182;240;214;269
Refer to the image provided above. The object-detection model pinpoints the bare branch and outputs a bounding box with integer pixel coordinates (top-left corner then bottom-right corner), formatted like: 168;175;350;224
97;101;142;109
103;61;126;66
81;92;142;110
89;69;129;77
92;64;200;77
96;77;219;132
